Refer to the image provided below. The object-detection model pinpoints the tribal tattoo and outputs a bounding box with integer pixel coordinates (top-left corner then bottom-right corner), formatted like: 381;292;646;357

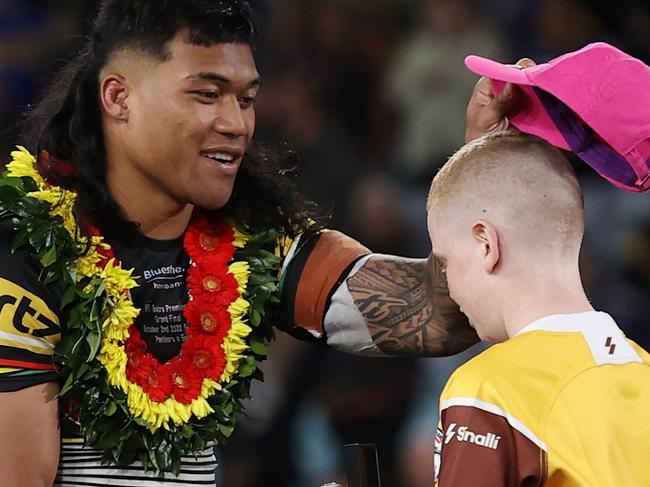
347;255;478;356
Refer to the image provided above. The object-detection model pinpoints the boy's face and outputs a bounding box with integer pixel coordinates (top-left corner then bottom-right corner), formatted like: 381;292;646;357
427;211;507;343
110;34;260;211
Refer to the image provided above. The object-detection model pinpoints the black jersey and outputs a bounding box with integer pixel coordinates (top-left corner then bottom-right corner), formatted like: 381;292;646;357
0;227;202;388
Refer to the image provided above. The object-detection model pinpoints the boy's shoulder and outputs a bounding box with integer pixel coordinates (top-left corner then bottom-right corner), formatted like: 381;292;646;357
440;329;594;415
442;312;650;418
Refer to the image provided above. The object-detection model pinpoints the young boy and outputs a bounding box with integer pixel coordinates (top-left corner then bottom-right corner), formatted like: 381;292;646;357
427;131;650;486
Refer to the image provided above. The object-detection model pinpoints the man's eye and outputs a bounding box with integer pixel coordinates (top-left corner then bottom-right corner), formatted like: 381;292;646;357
238;96;256;108
194;91;219;100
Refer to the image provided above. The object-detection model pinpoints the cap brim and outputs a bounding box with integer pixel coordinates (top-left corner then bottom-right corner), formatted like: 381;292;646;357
465;55;535;86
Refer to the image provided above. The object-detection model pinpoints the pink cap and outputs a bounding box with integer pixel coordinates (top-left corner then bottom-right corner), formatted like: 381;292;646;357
465;42;650;192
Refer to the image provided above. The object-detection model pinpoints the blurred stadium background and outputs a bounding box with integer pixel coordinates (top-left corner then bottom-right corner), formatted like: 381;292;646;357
1;1;649;485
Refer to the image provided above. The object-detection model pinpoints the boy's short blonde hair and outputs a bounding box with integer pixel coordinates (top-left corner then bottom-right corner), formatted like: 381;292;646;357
427;131;584;253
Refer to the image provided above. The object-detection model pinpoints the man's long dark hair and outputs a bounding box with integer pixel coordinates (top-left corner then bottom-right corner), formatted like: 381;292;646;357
22;0;321;237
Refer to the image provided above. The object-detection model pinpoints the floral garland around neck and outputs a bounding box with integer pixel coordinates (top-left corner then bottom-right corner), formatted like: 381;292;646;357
0;147;283;474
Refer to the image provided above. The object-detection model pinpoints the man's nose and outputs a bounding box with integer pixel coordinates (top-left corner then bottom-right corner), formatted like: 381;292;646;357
213;96;247;138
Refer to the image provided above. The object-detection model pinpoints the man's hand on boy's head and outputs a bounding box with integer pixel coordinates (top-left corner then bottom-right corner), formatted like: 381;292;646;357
465;58;536;143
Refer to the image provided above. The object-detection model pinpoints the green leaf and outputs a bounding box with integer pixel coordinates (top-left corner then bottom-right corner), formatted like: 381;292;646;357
0;176;24;190
171;455;182;477
179;424;194;439
95;426;127;451
39;244;58;267
104;401;117;416
250;340;268;356
75;362;90;380
217;423;235;438
93;281;106;299
10;229;29;252
223;402;234;415
134;417;151;427
60;285;79;309
89;299;102;324
238;356;257;378
86;331;101;362
147;445;160;472
59;372;75;396
28;224;49;248
249;308;261;327
155;442;172;473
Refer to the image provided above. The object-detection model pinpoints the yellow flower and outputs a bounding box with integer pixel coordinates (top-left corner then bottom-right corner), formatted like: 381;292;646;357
229;261;250;293
76;253;103;279
6;146;46;188
101;258;139;298
101;296;139;342
232;224;248;248
98;342;128;389
6;147;79;237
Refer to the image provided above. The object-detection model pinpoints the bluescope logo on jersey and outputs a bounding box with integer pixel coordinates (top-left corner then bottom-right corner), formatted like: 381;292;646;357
0;278;60;355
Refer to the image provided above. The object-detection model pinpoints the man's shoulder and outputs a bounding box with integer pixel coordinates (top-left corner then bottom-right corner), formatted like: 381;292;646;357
0;226;44;283
0;225;62;312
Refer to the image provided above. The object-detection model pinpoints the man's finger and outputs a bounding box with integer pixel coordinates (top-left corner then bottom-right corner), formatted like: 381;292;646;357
495;82;514;103
515;57;536;69
465;57;536;142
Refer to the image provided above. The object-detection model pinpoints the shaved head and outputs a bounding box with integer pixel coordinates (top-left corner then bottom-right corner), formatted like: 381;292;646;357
427;131;584;256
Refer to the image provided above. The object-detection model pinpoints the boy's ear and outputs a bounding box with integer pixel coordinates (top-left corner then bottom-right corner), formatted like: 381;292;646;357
472;220;500;273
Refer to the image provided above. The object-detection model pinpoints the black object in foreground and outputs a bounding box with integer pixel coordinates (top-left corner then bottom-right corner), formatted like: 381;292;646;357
343;443;382;487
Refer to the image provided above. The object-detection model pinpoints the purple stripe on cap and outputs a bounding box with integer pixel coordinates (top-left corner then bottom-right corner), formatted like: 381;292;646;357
533;87;638;186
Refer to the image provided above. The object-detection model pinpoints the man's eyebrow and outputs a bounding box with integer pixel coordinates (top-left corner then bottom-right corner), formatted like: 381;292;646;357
186;72;261;87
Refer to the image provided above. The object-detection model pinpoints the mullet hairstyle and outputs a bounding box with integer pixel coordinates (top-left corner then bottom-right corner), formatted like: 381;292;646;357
22;0;321;237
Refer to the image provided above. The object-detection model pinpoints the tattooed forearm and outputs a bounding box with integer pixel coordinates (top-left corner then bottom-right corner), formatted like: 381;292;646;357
347;255;478;356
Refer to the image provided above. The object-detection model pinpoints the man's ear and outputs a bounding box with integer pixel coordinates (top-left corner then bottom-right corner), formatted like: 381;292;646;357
99;73;129;120
472;220;500;273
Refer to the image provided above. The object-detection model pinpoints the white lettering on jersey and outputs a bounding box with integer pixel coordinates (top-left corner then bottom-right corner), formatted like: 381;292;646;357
444;423;457;444
143;265;185;281
444;422;501;450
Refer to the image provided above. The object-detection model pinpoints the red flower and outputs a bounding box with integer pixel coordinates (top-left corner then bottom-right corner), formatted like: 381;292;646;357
187;257;239;306
119;214;242;407
181;335;227;381
126;355;156;385
126;326;145;346
169;358;203;404
125;328;157;385
184;214;235;261
141;364;173;403
183;300;232;337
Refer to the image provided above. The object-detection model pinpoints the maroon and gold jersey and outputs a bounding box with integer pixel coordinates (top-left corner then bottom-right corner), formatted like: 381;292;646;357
434;311;650;487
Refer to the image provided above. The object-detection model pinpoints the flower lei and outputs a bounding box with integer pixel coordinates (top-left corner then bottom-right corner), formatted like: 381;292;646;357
0;147;283;474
